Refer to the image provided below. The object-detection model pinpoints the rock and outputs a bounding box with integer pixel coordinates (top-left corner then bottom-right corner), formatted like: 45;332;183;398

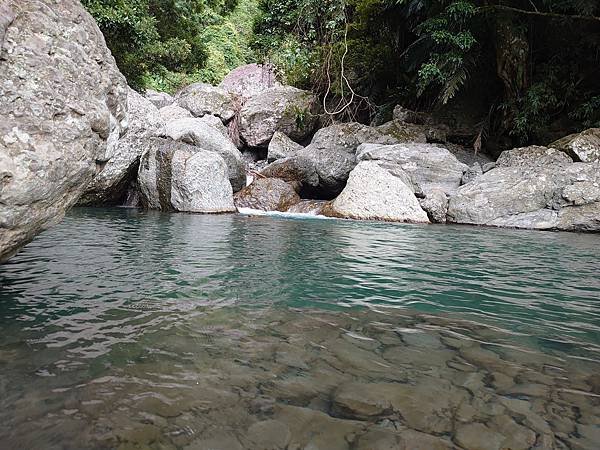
551;128;600;163
286;200;329;215
357;143;468;195
175;82;237;122
419;189;448;223
447;160;600;231
323;161;429;222
260;156;319;193
461;162;483;185
454;423;505;450
239;86;320;147
79;89;162;205
495;145;573;168
0;0;127;261
295;146;357;198
234;178;301;212
482;162;496;172
137;138;235;213
267;131;304;162
393;105;420;123
219;63;280;100
158;104;192;123
160;118;245;192
145;89;173;109
245;419;291;450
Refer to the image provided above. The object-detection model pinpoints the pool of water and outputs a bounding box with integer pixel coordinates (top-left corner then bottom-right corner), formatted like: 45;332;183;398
1;208;599;449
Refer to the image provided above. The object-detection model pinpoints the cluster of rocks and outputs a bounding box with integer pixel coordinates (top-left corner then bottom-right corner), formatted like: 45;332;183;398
11;307;598;449
2;0;600;261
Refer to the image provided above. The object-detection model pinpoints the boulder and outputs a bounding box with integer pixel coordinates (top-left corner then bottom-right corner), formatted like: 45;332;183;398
234;178;300;212
461;162;483;185
79;89;162;205
219;63;280;100
160;118;245;192
323;161;429;222
0;0;127;261
286;200;329;215
495;145;572;168
138;138;235;213
158;104;192;123
447;159;600;231
145;89;173;109
357;143;468;195
175;82;237;122
259;156;319;193
239;86;320;147
267;131;304;162
551;128;600;163
419;189;449;223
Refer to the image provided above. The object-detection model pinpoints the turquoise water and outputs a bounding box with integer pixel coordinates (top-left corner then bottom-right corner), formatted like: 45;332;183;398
1;208;600;449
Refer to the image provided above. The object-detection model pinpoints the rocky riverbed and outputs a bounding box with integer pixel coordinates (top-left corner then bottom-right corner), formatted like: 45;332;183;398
1;306;598;450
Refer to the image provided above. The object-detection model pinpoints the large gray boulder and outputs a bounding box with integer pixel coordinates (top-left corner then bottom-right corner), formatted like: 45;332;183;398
0;0;127;261
158;104;192;123
550;128;600;163
160;118;245;192
138;138;235;213
267;131;304;162
234;178;301;212
175;82;237;123
219;64;280;101
259;156;319;194
323;161;429;222
79;89;162;205
447;157;600;231
239;86;320;147
357;143;468;195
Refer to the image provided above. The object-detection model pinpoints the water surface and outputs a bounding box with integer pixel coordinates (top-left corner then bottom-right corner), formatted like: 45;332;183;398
1;208;599;449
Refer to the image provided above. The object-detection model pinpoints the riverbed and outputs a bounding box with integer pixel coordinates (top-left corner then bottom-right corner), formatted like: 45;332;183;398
1;208;599;449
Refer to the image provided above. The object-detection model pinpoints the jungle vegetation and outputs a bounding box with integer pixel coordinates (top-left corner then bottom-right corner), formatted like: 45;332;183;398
83;0;600;150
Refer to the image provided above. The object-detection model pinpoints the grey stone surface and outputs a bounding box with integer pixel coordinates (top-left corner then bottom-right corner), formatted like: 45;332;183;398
158;104;192;123
495;145;572;168
267;131;304;162
0;0;127;261
79;88;162;205
160;118;245;192
138;138;235;213
419;189;449;223
219;63;280;101
234;178;301;212
175;82;237;122
324;161;429;222
145;89;173;109
551;128;600;163
239;86;320;147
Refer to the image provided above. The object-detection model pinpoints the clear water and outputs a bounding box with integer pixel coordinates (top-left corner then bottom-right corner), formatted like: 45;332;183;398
1;208;599;449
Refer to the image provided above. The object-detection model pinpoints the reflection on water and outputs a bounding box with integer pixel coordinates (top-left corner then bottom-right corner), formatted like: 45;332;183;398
0;208;599;449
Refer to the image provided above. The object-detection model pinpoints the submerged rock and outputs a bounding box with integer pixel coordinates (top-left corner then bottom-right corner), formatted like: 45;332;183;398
160;118;245;192
234;178;301;212
239;86;320;147
175;82;237;123
551;128;600;163
323;161;429;222
219;63;280;100
137;138;235;213
0;0;127;261
79;89;162;205
267;131;304;162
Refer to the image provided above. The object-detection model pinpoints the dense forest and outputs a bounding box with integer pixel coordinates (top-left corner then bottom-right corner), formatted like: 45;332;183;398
83;0;600;151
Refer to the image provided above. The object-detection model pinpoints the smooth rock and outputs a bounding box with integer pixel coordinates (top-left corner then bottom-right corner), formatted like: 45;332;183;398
0;0;127;261
239;86;320;147
324;161;429;222
137;138;235;213
267;131;304;162
175;82;237;122
219;63;280;100
259;156;319;193
79;88;162;205
245;419;291;450
454;423;505;450
234;178;300;212
357;143;468;195
551;128;600;163
145;89;173;109
419;189;448;223
160;117;245;192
